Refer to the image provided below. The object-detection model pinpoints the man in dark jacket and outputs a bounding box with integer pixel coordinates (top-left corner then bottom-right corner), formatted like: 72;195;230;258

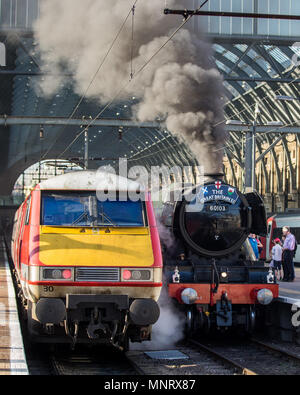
282;226;296;282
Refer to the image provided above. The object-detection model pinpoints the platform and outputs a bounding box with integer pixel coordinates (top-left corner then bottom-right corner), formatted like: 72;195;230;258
0;242;28;375
278;267;300;304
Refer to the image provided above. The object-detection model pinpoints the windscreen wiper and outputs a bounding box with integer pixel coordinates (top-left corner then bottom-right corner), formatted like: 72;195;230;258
99;212;117;227
71;211;92;226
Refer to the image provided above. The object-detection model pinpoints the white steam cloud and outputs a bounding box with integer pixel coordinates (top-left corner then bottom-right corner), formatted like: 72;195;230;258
156;217;175;250
131;285;186;351
34;0;226;172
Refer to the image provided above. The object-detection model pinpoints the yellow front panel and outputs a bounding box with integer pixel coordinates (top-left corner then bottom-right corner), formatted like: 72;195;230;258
38;226;154;267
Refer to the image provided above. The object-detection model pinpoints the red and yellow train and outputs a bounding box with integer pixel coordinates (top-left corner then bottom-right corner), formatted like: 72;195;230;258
11;170;162;349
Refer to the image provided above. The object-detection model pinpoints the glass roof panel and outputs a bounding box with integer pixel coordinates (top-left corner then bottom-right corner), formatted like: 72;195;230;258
223;51;240;63
247;48;260;60
215;60;231;74
267;47;291;68
213;44;226;54
223;81;241;98
289;45;300;57
234;44;248;52
237;60;259;77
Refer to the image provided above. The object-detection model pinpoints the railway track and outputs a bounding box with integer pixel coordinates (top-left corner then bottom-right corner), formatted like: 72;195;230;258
6;231;300;376
188;339;256;375
26;335;300;375
189;337;300;375
1;235;138;376
49;345;139;376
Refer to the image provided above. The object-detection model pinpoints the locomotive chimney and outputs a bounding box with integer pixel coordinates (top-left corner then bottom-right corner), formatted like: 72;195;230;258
203;173;225;183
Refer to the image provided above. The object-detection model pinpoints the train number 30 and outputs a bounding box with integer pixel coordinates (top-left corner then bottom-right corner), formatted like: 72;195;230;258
43;286;54;293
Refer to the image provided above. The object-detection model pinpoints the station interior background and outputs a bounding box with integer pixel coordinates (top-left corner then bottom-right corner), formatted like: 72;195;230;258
0;0;300;217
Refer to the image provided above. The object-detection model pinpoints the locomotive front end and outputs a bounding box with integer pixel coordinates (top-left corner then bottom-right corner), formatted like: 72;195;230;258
14;171;162;349
162;176;278;334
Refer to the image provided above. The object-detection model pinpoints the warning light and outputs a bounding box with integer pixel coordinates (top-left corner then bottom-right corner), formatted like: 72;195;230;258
62;269;72;280
122;270;132;280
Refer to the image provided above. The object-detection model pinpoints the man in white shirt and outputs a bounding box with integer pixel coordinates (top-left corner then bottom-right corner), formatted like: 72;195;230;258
272;238;283;281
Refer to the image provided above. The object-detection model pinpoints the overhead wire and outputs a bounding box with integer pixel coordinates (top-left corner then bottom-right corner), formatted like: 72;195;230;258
125;117;300;163
56;0;299;168
56;0;210;159
41;0;139;160
125;7;300;165
126;12;300;166
130;4;135;80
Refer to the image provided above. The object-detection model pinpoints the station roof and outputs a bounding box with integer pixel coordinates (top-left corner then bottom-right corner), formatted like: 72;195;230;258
4;36;299;166
0;0;300;192
219;40;300;189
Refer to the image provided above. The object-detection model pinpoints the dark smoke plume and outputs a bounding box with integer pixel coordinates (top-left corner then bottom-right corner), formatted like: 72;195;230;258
34;0;225;172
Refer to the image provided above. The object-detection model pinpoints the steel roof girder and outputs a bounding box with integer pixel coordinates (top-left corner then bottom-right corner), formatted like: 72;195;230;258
256;139;270;192
224;148;238;187
0;116;161;129
223;43;272;79
265;134;282;191
281;136;297;190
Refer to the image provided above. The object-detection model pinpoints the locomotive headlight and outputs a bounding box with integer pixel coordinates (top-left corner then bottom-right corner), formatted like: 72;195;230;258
41;267;74;281
52;269;62;279
131;270;142;280
257;288;273;305
220;270;228;283
181;288;198;304
121;268;153;282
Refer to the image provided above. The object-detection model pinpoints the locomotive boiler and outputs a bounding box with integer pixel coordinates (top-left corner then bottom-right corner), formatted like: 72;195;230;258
161;174;278;334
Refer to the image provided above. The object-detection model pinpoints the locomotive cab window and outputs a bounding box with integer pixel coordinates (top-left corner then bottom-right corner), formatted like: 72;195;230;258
25;197;31;225
267;223;272;235
41;191;146;227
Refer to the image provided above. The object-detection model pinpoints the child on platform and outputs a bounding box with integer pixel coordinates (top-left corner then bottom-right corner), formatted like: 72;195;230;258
271;238;283;281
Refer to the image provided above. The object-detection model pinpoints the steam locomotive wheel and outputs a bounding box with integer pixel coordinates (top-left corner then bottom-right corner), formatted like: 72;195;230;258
245;305;256;334
202;312;211;335
120;333;129;352
185;308;211;335
185;308;195;335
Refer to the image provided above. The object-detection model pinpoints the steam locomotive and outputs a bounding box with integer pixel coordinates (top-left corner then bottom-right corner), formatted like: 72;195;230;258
161;174;278;334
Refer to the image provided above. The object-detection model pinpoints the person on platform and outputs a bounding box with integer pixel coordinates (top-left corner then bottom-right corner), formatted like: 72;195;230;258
254;235;263;259
281;235;287;279
282;226;296;282
248;233;260;260
271;238;283;281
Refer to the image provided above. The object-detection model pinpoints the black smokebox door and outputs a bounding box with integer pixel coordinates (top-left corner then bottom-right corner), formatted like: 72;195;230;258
181;196;248;256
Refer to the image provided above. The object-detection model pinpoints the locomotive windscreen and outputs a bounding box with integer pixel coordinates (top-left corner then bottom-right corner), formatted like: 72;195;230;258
41;191;146;227
176;181;251;257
